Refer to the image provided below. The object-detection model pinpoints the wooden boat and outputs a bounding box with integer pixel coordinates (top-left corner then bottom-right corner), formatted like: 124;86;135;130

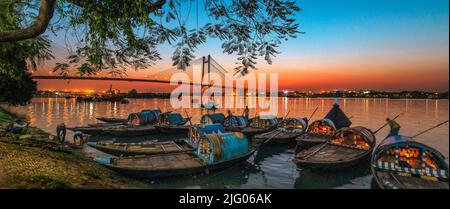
68;126;112;136
224;116;249;132
241;116;279;138
297;102;352;149
127;109;161;125
69;124;158;137
201;113;249;132
95;109;162;125
255;118;308;146
95;128;254;178
95;151;255;178
87;139;195;157
102;125;159;137
296;119;336;149
96;117;128;123
371;135;449;189
155;125;190;135
154;112;190;135
201;113;226;125
293;127;376;170
72;109;162;136
188;124;227;144
88;122;127;128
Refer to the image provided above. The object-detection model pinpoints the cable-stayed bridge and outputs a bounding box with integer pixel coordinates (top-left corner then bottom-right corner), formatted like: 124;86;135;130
32;55;243;90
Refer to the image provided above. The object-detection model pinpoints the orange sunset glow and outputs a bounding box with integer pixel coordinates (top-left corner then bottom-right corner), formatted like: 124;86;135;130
32;0;449;93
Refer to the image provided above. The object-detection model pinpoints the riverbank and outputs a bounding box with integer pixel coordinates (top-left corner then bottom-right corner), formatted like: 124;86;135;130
0;107;146;189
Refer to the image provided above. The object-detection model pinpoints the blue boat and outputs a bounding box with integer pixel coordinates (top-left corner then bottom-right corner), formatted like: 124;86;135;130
154;112;191;135
128;109;162;125
201;113;249;132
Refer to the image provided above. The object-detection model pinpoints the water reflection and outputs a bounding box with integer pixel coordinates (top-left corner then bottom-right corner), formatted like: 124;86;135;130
5;97;449;189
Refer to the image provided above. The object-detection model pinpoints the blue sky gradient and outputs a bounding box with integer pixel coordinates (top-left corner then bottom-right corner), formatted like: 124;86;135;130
39;0;449;92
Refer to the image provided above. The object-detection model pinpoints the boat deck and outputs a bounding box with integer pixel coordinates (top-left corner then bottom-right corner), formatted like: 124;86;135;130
377;171;449;189
112;153;204;170
296;144;366;162
98;141;192;155
256;130;302;140
297;134;330;143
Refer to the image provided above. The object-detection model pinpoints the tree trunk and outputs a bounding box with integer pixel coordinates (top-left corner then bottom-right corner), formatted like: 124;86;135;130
0;0;57;43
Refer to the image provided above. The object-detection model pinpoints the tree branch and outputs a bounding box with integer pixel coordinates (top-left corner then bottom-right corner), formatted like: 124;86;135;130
0;0;57;43
0;0;166;43
66;0;166;15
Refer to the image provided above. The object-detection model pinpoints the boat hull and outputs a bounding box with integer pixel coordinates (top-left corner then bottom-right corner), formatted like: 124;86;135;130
88;140;194;157
102;151;256;179
293;136;375;170
154;125;190;135
371;171;449;189
68;127;108;136
103;125;159;137
255;130;304;146
293;150;372;170
96;117;128;123
242;126;276;138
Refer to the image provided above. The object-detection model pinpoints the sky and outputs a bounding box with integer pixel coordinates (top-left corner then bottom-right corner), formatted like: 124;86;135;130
34;0;450;93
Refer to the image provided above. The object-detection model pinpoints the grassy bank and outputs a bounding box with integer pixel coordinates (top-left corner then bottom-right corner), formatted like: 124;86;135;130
0;107;147;189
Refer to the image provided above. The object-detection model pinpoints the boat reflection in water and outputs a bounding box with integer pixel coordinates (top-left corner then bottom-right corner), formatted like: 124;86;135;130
6;97;449;189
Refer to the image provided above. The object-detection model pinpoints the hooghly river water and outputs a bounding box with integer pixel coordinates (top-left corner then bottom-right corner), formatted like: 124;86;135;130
5;97;449;189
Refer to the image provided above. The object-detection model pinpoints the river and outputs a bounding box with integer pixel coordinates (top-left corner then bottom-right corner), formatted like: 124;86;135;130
5;97;449;189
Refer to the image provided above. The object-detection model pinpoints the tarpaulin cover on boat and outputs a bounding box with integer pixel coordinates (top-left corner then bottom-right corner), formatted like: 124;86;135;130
224;116;249;129
201;113;226;125
330;127;375;150
200;124;225;134
141;109;162;115
278;118;308;132
306;119;336;135
196;131;249;165
160;113;187;126
128;109;161;125
250;116;278;129
324;103;352;129
372;135;449;179
188;124;226;147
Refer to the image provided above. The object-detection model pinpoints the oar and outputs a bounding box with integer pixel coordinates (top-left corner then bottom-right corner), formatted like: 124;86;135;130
410;120;449;139
373;113;403;134
303;142;329;160
282;110;291;122
308;107;319;121
263;111;291;144
263;130;284;144
184;110;193;126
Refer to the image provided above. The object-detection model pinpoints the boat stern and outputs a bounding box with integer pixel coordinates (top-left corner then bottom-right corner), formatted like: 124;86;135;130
86;142;97;147
94;157;112;165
